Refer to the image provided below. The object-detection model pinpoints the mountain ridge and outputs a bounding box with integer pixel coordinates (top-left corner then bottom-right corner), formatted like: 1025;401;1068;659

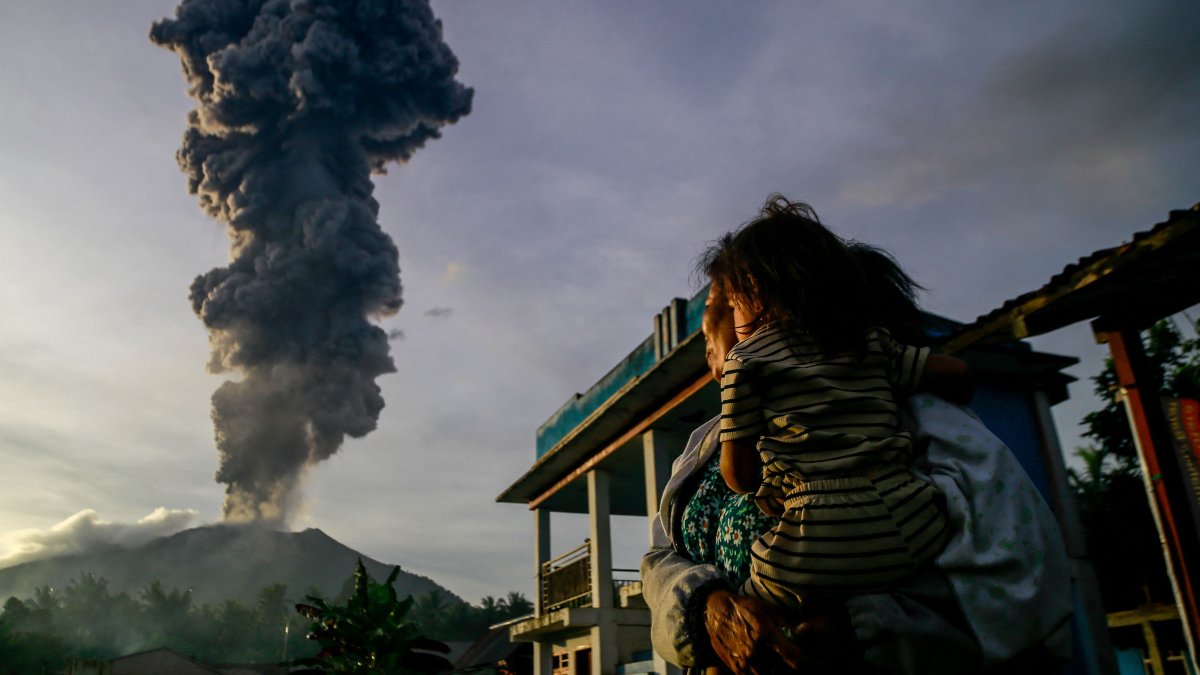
0;524;460;606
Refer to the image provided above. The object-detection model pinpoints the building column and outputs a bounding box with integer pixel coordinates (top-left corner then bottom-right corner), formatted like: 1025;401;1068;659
533;642;554;675
534;508;551;616
588;469;618;675
533;508;553;675
588;469;614;609
590;620;619;675
643;429;673;540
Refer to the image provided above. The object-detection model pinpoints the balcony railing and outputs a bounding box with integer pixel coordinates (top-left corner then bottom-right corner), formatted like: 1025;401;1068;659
539;542;643;614
541;541;592;612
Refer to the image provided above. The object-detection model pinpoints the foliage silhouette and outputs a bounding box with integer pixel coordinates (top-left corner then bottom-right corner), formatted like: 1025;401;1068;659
291;559;452;674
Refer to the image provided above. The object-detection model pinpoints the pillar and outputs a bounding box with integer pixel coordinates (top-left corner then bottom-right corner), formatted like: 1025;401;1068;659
588;469;613;609
533;508;553;675
588;469;618;674
643;429;673;537
534;508;551;616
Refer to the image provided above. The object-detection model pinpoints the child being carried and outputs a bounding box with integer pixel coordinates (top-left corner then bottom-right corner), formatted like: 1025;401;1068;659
701;195;972;612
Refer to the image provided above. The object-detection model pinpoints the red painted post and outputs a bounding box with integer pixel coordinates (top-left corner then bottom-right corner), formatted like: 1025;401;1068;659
1099;324;1200;665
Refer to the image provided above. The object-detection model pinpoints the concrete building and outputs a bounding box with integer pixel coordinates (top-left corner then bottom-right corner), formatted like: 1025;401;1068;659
498;287;1086;675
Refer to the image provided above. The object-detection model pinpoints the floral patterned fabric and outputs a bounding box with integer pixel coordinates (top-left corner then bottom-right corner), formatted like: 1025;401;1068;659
680;453;775;588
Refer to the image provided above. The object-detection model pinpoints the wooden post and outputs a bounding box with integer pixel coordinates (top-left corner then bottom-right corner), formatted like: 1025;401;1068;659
1096;322;1200;667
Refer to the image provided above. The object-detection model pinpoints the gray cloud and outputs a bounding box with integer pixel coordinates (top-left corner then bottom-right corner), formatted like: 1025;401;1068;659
423;307;453;318
150;0;472;525
834;1;1200;212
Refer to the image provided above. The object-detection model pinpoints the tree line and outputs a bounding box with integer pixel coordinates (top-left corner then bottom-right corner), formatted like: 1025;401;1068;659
0;569;532;673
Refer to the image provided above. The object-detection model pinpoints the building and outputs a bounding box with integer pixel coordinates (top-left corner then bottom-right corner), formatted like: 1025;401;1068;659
942;204;1200;674
498;286;1088;675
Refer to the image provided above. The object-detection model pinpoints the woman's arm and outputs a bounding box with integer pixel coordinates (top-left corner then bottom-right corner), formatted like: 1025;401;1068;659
644;506;850;674
641;517;731;668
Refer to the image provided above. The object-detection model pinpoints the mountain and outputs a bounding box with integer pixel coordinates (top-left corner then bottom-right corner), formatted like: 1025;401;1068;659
0;525;459;606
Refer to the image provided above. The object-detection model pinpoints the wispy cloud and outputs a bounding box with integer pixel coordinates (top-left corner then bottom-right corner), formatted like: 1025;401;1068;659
442;262;467;282
0;508;200;568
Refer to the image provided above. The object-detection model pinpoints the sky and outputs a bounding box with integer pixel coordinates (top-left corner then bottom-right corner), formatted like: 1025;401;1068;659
1;0;1198;605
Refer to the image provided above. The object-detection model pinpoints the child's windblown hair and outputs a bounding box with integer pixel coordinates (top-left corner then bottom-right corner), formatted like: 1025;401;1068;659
697;194;915;353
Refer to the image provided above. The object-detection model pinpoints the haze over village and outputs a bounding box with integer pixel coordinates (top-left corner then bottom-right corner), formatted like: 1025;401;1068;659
1;0;1198;612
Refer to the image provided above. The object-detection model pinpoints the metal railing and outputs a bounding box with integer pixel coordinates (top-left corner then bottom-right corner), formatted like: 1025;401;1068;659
539;542;645;614
612;568;641;593
541;541;592;612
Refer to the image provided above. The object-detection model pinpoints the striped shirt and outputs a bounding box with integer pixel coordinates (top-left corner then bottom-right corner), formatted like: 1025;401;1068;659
719;323;928;483
718;323;947;607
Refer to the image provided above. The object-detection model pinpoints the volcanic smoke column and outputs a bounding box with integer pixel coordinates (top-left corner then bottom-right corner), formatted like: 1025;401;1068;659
151;0;472;524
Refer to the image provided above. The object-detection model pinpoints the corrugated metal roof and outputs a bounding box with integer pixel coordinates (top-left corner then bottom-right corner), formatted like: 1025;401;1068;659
943;203;1200;353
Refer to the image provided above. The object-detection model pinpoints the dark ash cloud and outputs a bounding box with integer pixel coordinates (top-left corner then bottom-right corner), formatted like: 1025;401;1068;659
150;0;472;525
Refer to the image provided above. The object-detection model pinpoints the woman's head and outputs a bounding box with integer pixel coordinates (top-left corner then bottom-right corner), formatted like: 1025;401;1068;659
702;283;738;383
697;195;870;351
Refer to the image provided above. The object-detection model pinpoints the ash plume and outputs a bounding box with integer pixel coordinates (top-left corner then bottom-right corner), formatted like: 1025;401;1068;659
150;0;472;525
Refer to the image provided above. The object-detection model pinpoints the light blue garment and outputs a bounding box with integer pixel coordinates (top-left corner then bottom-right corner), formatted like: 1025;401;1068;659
906;393;1074;666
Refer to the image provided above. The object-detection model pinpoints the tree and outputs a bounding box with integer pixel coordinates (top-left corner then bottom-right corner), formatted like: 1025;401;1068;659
500;591;533;618
0;619;68;675
410;589;454;638
138;580;194;647
58;572;139;658
1068;316;1200;610
291;559;453;674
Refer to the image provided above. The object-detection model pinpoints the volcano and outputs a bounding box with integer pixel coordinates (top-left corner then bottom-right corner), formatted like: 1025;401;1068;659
0;525;458;606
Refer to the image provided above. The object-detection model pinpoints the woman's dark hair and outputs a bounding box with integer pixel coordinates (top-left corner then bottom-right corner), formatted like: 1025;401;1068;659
697;195;924;352
848;242;927;346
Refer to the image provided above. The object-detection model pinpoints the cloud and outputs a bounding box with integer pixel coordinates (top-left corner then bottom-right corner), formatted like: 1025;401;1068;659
442;262;466;283
833;1;1200;211
423;307;454;319
0;508;200;568
387;328;406;341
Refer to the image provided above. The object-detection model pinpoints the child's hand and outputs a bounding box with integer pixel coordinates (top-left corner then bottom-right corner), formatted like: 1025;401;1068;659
923;354;974;405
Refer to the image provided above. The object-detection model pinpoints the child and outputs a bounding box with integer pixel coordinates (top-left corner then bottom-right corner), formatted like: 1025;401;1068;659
701;195;972;612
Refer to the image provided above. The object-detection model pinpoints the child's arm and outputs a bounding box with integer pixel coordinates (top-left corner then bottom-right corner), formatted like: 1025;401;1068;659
920;354;974;405
721;437;762;495
719;352;766;495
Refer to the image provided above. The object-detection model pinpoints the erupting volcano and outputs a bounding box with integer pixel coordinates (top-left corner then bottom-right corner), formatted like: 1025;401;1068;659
150;0;472;524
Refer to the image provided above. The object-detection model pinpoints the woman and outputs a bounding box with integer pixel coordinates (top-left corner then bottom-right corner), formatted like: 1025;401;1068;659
641;247;1073;674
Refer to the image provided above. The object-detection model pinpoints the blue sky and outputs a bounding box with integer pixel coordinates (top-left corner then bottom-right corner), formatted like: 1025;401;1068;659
1;0;1197;604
